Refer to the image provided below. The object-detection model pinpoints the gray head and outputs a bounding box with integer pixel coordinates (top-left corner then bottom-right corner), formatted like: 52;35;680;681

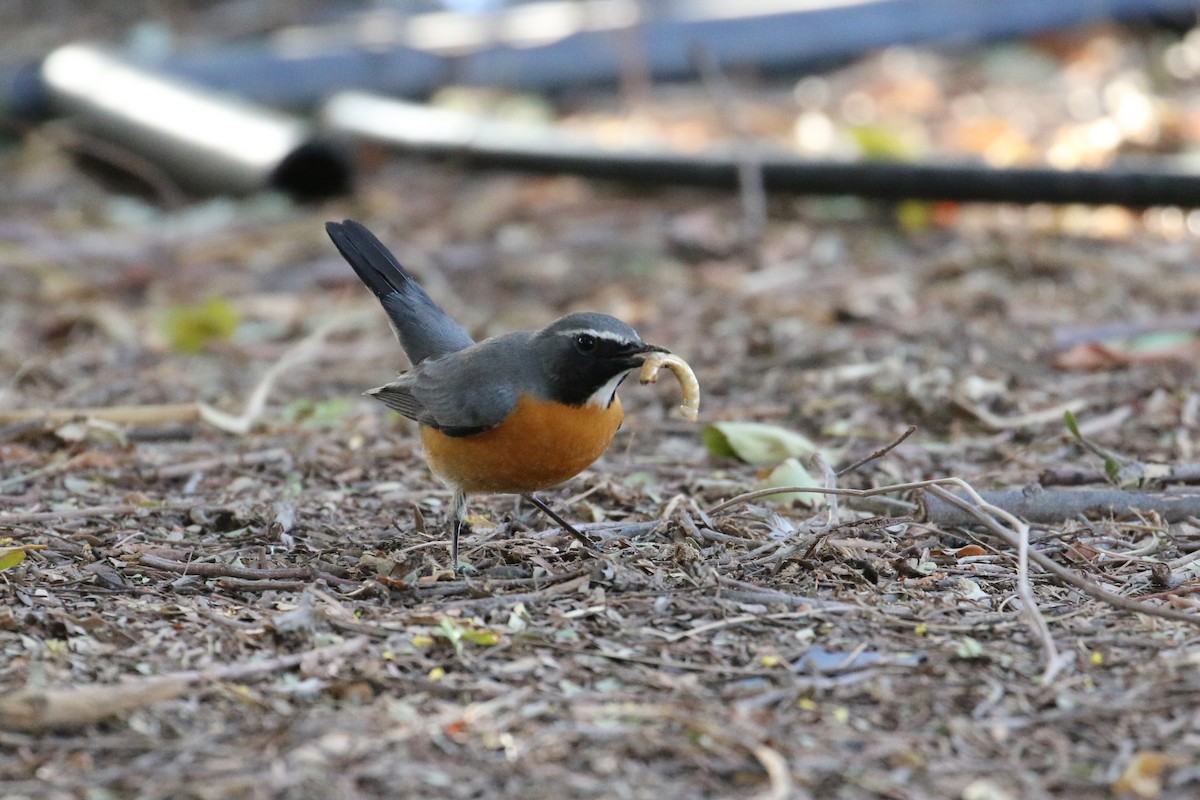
533;312;667;407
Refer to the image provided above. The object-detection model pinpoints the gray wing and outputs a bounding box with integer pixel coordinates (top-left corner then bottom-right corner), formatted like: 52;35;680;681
364;382;428;422
365;335;528;437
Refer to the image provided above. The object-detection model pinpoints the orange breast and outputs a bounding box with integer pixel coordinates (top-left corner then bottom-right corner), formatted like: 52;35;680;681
420;394;624;494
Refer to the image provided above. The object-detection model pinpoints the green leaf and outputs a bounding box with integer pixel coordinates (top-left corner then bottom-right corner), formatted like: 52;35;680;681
1063;410;1082;440
437;617;465;656
701;425;739;459
281;397;352;427
1126;331;1196;353
954;636;985;660
850;124;915;161
759;458;824;508
702;422;817;466
895;200;935;232
434;618;500;651
0;548;26;571
461;629;500;646
1104;458;1120;483
506;603;529;632
162;297;239;354
437;617;463;639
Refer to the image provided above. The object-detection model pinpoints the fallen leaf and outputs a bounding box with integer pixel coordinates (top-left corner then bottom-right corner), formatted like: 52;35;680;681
703;422;817;465
1055;342;1127;370
953;578;989;601
954;637;985;660
961;777;1016;800
0;549;26;571
162;297;239;354
1113;751;1172;798
759;458;824;508
1066;542;1101;563
461;629;501;646
1056;335;1200;370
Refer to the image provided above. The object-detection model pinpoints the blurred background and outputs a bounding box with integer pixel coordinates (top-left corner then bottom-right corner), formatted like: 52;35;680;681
5;0;1200;439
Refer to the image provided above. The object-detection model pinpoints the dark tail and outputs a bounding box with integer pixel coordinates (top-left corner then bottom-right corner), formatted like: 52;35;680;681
326;220;474;364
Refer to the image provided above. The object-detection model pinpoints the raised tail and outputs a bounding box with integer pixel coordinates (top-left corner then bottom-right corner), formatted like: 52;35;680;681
326;220;474;365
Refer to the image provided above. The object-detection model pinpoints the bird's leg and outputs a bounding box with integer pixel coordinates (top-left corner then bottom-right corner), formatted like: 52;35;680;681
450;490;470;571
523;494;598;551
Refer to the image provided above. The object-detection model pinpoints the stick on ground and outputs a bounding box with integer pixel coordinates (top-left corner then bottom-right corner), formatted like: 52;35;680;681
921;486;1200;526
0;637;367;732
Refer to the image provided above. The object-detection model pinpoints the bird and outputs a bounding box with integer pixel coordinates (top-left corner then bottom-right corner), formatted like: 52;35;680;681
326;219;671;569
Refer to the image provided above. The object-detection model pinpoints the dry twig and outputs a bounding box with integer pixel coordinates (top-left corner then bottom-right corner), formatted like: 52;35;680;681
0;316;357;435
0;637;367;732
921;486;1200;627
715;575;860;611
711;479;1200;637
217;578;309;592
198;317;342;434
921;486;1200;525
528;637;779;676
924;484;1065;683
836;425;917;477
152;447;291;480
708;479;941;516
1040;464;1200;487
137;553;359;587
659;609;829;643
955;397;1087;431
0;403;202;426
440;573;592;610
1;503;159;526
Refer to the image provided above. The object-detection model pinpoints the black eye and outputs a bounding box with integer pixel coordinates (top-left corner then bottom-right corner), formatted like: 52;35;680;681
574;333;597;353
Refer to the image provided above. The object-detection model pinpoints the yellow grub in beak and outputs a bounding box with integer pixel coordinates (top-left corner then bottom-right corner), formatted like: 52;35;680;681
639;352;700;421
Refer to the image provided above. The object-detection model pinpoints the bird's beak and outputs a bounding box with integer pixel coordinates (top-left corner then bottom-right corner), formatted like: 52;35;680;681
618;341;668;370
632;342;670;357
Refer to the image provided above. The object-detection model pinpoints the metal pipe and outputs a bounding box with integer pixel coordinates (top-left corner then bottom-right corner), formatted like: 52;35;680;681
322;91;1200;207
36;43;350;198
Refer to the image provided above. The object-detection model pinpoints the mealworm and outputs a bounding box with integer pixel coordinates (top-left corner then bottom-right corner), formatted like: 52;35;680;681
639;352;700;421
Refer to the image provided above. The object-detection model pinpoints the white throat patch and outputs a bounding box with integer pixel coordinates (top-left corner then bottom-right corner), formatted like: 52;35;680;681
586;370;631;408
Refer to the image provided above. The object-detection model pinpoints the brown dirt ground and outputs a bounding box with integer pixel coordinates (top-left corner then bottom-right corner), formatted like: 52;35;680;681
3;7;1200;800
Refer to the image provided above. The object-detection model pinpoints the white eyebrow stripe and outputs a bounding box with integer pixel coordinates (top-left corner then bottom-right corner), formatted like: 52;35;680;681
554;328;637;343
